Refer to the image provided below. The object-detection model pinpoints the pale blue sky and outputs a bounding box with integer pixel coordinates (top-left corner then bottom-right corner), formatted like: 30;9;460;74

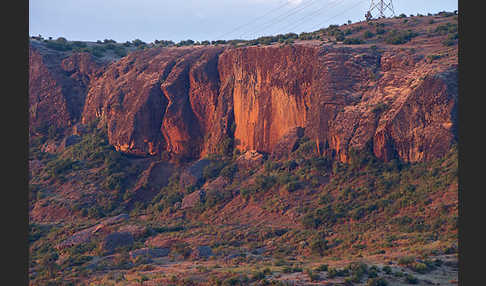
29;0;458;43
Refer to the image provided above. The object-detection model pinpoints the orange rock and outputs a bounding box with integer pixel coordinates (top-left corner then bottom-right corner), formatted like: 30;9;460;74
30;42;457;164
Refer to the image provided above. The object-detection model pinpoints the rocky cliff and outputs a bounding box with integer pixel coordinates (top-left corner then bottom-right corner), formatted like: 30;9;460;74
29;43;104;134
29;38;457;164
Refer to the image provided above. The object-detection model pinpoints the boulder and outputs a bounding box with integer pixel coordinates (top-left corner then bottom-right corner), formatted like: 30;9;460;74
236;150;264;170
129;247;170;259
57;228;94;250
181;190;205;209
101;232;134;254
117;224;147;239
179;159;211;188
202;176;230;191
270;127;305;159
63;134;81;147
145;236;184;249
191;245;213;259
41;140;58;153
102;213;129;225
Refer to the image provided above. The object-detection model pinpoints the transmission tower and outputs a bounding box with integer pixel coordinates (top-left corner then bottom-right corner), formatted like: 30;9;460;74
367;0;395;19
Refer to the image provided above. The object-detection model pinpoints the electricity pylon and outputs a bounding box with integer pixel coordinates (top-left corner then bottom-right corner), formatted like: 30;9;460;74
366;0;395;20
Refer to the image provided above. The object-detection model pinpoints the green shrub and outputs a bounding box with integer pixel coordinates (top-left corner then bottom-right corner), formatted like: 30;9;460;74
382;265;392;274
375;23;386;34
113;46;127;57
372;103;389;114
202;160;227;181
47;125;59;140
302;213;321;229
367;277;388;286
364;31;375;38
204;188;233;209
285;181;302;192
103;172;126;191
385;29;418;44
409;261;434;274
398;256;415;265
442;33;458;46
404;274;419;284
132;39;146;47
222;275;249;286
176;39;196;46
345;262;369;282
343;37;364;45
220;163;238;179
90;46;106;57
434;23;457;35
45;157;76;179
240;187;252;201
327;267;349;278
306;269;320;281
309;234;328;256
45;39;72;51
315;264;328;272
254;174;277;191
282;266;293;273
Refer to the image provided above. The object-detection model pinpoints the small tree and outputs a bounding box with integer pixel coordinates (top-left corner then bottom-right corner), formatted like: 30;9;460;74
135;275;149;285
309;232;328;256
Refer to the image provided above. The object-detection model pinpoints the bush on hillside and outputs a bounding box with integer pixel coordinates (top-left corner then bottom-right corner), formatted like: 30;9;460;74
343;37;364;44
385;29;418;44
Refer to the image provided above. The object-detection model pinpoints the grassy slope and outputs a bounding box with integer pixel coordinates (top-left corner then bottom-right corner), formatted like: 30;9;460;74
28;12;458;286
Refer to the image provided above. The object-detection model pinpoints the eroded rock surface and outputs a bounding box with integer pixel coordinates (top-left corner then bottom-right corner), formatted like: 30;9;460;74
30;43;457;163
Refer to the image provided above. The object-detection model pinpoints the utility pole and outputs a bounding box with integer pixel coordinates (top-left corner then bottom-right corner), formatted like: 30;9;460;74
367;0;395;19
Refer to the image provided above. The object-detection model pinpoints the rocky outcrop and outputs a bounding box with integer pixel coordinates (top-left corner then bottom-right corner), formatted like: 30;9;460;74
327;52;458;163
127;160;174;204
29;44;103;134
101;232;134;254
190;245;213;259
56;214;129;250
181;190;205;209
145;237;183;249
30;41;457;164
179;159;212;188
270;127;305;159
218;45;378;155
81;47;226;159
236;150;265;170
129;247;170;259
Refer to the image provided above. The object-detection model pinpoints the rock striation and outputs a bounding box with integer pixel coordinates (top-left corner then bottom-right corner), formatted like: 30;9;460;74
29;42;457;163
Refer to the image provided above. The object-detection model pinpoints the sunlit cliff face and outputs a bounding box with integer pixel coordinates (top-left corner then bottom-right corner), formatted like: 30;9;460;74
30;41;457;164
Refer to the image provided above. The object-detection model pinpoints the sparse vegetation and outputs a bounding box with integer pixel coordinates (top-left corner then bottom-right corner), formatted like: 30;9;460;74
385;29;418;44
29;12;458;286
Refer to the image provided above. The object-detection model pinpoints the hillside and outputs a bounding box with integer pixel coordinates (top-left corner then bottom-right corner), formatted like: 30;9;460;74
29;12;458;286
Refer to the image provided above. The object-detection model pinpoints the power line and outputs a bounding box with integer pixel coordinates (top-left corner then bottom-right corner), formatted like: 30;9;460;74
304;0;369;33
248;0;323;38
275;0;346;35
240;0;323;39
217;0;372;42
215;0;296;40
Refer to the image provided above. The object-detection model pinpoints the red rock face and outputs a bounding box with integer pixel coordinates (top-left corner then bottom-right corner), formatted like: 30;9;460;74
218;45;380;156
327;51;458;163
29;45;103;134
82;47;225;159
373;70;458;162
30;43;457;163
